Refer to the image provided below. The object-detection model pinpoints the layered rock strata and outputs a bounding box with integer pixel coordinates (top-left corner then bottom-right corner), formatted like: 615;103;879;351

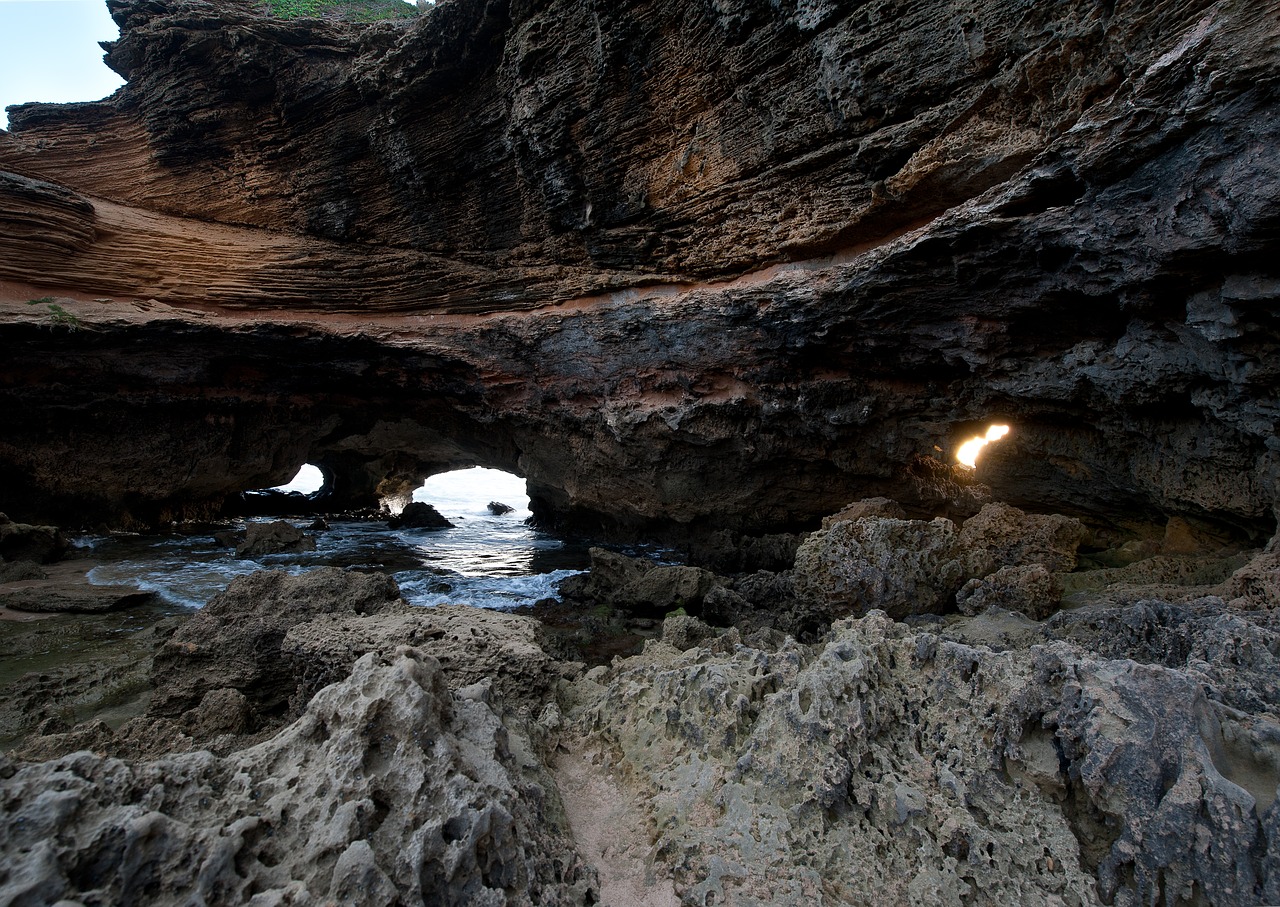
0;0;1275;538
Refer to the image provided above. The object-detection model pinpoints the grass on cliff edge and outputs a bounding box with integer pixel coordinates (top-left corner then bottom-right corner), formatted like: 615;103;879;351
264;0;421;21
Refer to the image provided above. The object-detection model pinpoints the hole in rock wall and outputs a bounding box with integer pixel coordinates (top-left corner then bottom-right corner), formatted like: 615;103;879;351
412;467;531;520
269;463;325;495
956;424;1011;468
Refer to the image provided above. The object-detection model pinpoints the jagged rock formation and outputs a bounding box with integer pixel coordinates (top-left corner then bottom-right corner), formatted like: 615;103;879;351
568;607;1280;906
0;649;597;906
0;0;1275;536
9;551;1280;905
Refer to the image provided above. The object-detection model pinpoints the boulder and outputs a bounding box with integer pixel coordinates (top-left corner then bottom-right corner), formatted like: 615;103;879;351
821;497;908;529
387;502;454;530
0;561;46;582
791;516;966;620
957;502;1087;575
487;501;515;515
235;520;315;557
557;548;654;604
0;515;69;564
149;567;404;722
955;564;1063;619
558;548;718;617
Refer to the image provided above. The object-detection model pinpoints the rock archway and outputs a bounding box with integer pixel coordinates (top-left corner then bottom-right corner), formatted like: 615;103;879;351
0;0;1276;544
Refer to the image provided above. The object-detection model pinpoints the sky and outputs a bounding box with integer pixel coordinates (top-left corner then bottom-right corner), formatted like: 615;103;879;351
0;0;126;130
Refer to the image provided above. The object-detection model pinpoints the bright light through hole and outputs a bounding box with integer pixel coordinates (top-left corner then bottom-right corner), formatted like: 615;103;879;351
413;467;530;518
956;424;1011;468
271;463;324;494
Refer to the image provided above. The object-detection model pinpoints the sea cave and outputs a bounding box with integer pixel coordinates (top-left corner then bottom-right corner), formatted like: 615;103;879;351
1;0;1278;903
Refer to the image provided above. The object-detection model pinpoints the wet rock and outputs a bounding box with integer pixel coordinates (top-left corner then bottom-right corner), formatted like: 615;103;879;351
0;516;69;564
234;520;315;557
956;564;1062;619
211;528;243;548
488;501;515;515
387;501;453;530
0;585;155;614
0;649;597;906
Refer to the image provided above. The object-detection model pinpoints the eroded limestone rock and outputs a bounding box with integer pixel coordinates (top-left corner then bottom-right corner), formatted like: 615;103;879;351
568;611;1280;906
956;563;1062;619
791;516;966;620
0;649;598;906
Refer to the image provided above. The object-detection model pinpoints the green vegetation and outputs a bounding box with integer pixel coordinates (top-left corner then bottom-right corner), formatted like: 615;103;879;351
27;298;83;331
264;0;421;22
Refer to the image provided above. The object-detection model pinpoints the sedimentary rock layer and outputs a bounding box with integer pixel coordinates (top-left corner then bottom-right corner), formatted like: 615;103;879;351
0;0;1277;535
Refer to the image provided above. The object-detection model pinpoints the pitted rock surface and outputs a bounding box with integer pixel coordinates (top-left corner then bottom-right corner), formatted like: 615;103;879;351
0;648;597;906
567;611;1280;906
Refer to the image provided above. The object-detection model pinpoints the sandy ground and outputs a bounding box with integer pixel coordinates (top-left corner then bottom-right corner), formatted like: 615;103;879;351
555;747;681;907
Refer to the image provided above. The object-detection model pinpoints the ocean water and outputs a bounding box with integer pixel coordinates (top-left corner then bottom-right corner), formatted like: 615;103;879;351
85;468;590;611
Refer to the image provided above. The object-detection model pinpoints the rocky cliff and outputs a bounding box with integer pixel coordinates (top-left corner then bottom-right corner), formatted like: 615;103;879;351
0;0;1277;538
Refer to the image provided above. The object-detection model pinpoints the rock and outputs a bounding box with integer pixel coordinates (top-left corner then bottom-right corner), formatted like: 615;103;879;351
0;517;69;564
234;520;315;557
0;0;1277;545
149;567;404;723
955;564;1062;619
957;502;1087;576
182;687;250;739
661;613;715;651
688;530;805;573
387;502;453;530
821;497;908;529
143;568;565;746
567;610;1280;906
281;603;567;719
1162;515;1234;556
307;516;330;531
212;528;243;548
621;565;719;617
0;561;47;582
0;585;155;614
1221;549;1280;609
791;516;966;621
557;548;654;604
559;548;719;617
0;649;598;906
487;500;515;515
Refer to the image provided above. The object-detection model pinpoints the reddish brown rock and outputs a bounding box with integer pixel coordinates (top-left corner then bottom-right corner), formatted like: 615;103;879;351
0;0;1274;546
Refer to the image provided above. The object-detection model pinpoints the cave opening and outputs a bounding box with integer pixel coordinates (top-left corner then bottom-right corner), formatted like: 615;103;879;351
269;463;325;495
412;466;531;522
955;423;1011;468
